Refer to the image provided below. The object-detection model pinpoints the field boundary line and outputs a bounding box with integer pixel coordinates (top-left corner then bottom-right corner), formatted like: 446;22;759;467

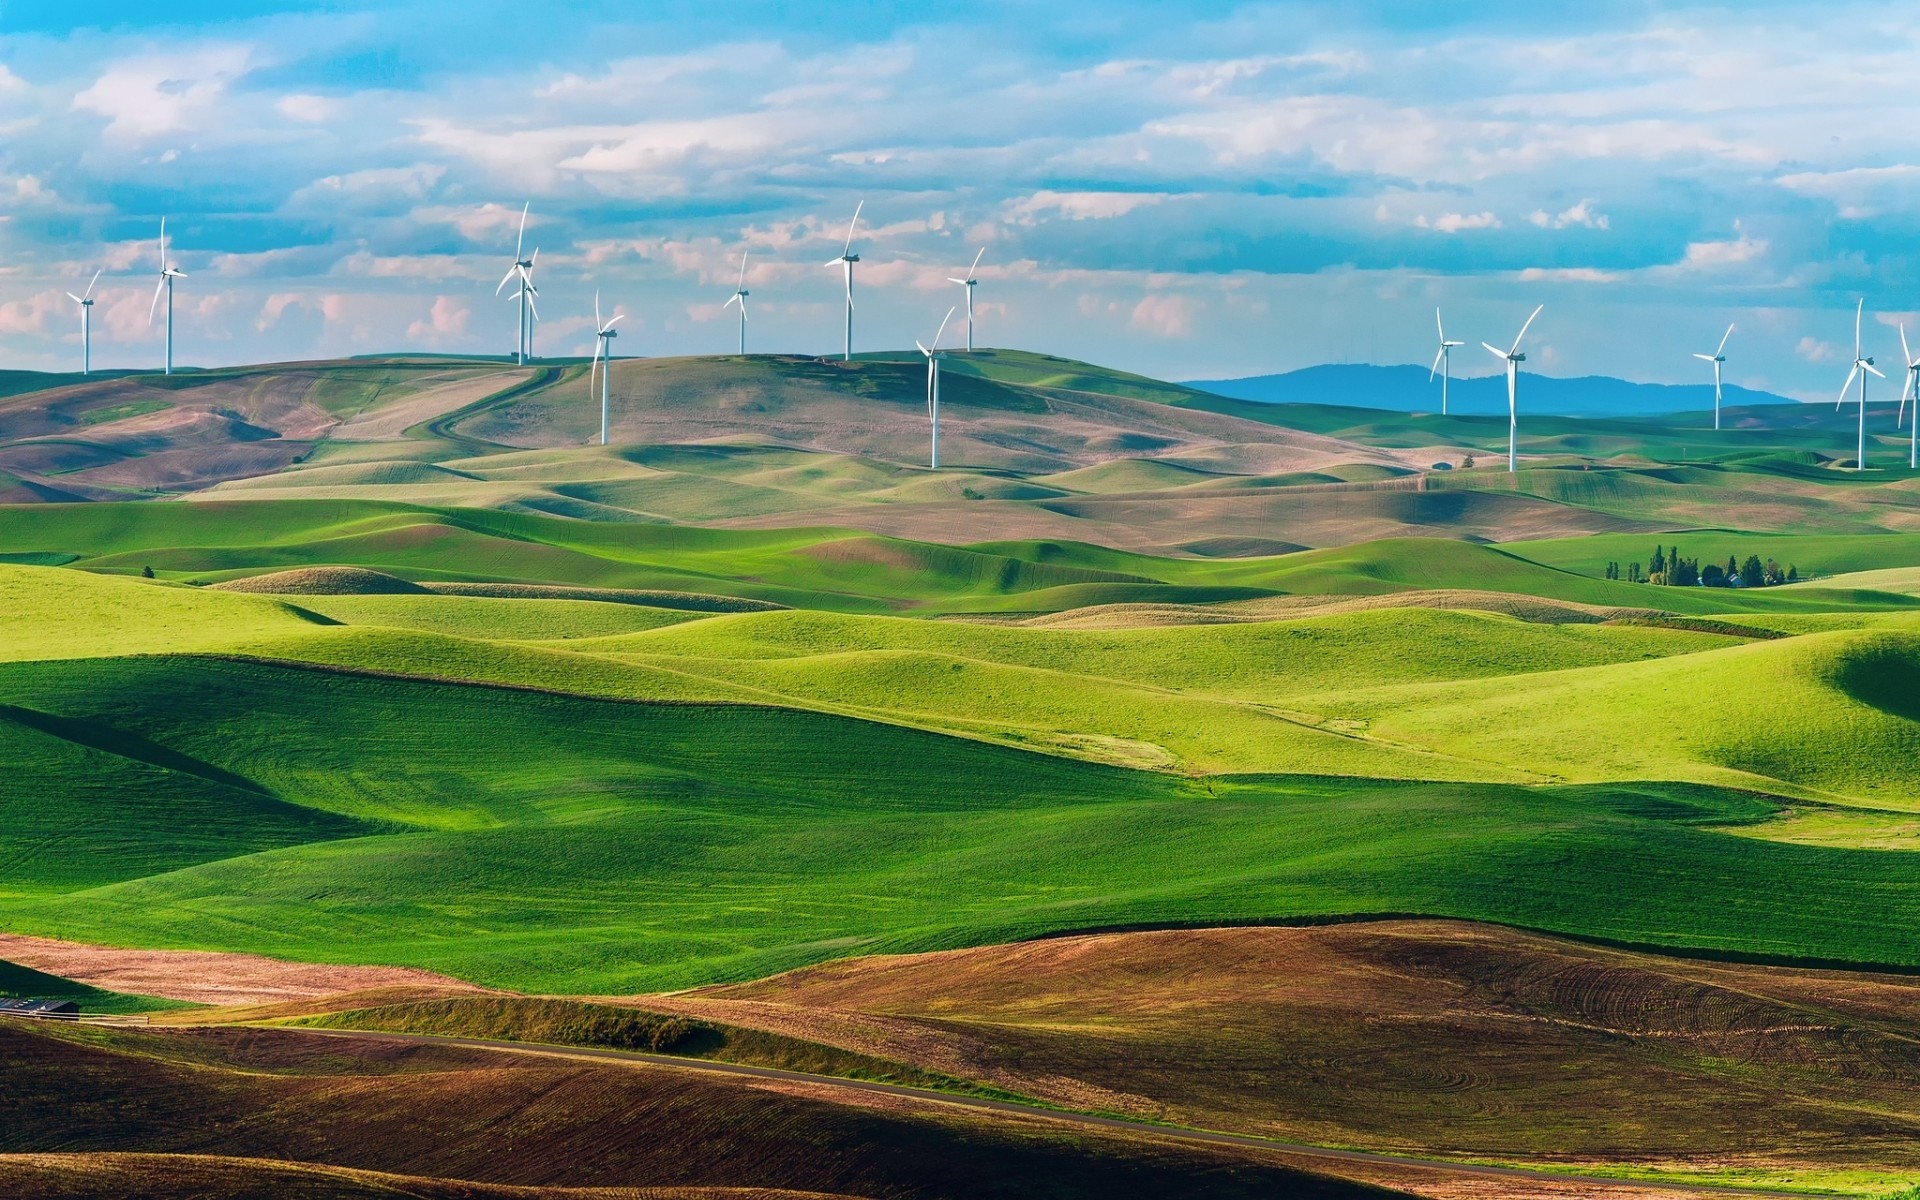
273;1024;1813;1198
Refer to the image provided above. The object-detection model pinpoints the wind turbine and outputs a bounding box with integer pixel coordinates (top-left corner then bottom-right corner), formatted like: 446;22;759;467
67;270;100;376
147;219;187;375
1429;307;1464;415
916;306;957;469
1900;323;1920;470
824;201;862;361
947;247;984;352
494;202;537;364
1836;298;1885;472
589;291;622;447
723;249;749;355
1693;323;1735;430
1481;303;1542;474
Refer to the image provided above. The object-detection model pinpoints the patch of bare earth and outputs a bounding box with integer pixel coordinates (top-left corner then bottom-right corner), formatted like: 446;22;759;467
616;920;1920;1177
0;933;487;1006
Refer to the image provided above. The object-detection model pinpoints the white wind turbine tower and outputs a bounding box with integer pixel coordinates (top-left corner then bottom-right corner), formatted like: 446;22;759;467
824;201;863;361
917;306;957;469
1429;307;1464;415
1481;303;1542;474
723;249;749;355
948;247;984;351
1836;298;1885;472
147;219;187;375
494;202;538;364
67;270;100;376
1900;323;1920;470
1693;323;1735;430
589;292;622;447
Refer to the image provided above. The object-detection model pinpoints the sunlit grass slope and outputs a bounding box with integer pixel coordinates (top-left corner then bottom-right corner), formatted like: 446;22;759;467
6;501;1918;618
9;655;1920;991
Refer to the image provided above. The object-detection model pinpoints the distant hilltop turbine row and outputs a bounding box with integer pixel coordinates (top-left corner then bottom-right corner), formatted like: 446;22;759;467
59;199;989;378
43;213;1920;476
1428;300;1920;473
487;199;983;372
498;198;977;457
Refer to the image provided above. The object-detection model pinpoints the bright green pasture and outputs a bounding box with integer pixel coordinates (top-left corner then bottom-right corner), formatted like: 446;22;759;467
9;655;1920;992
6;501;1919;618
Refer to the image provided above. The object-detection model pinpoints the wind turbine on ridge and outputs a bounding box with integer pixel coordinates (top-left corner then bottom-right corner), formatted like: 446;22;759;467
1897;323;1919;470
723;249;749;355
1693;323;1735;430
1836;298;1884;472
588;291;622;447
67;270;100;376
824;201;862;361
948;247;984;351
917;306;957;470
147;219;187;376
1429;307;1463;415
1481;303;1542;474
495;202;538;364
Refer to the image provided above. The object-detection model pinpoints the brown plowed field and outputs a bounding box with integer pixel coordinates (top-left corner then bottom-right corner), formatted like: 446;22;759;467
0;1020;1400;1200
634;920;1920;1173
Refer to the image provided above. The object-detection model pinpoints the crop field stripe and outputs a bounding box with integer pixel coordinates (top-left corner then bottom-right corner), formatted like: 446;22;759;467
275;1025;1812;1198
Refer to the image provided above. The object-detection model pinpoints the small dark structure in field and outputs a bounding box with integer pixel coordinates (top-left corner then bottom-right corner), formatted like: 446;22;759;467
0;998;80;1019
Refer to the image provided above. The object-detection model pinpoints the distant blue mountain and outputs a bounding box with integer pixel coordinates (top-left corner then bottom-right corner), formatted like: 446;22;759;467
1183;364;1799;417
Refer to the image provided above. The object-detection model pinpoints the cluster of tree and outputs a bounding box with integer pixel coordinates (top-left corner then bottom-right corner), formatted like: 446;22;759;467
1604;547;1798;588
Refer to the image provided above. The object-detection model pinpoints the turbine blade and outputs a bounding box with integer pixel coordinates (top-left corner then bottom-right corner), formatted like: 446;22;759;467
66;293;83;305
933;305;955;349
1510;303;1543;355
723;293;740;310
148;275;165;324
84;269;100;300
824;257;844;268
1482;342;1507;360
1430;347;1444;380
604;314;622;328
496;265;518;295
1839;364;1861;408
1904;322;1913;369
525;290;539;321
516;201;529;259
916;339;930;357
1435;306;1444;341
737;248;749;289
843;199;863;254
967;246;984;278
595;290;602;332
1865;362;1886;379
1716;322;1734;356
1693;353;1716;362
1856;297;1864;360
158;218;167;268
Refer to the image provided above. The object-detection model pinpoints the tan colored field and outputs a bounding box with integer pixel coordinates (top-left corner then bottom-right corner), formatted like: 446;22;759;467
0;933;487;1006
632;920;1920;1180
0;1018;1397;1200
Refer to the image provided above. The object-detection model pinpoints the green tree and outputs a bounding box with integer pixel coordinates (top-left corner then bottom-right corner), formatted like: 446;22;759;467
1701;562;1726;587
1788;564;1800;583
140;565;155;579
1741;555;1766;588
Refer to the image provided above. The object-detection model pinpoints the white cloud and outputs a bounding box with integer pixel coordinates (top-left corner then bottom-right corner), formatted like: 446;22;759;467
1129;293;1198;337
72;44;255;139
1528;199;1609;230
407;295;470;344
1414;211;1502;234
1003;190;1167;225
1796;336;1837;364
276;93;339;124
1517;266;1621;283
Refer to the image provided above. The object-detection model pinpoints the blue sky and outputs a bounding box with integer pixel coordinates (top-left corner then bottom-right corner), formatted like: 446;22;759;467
0;1;1913;397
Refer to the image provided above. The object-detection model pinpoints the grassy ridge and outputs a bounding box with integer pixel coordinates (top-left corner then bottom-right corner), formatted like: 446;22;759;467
6;655;1920;991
